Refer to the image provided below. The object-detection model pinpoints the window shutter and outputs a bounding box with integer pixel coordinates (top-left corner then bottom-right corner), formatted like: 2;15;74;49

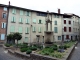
33;19;36;23
4;23;6;28
29;12;31;16
1;34;5;40
19;27;22;33
2;23;3;28
10;26;15;32
12;9;15;14
25;37;28;42
39;27;41;32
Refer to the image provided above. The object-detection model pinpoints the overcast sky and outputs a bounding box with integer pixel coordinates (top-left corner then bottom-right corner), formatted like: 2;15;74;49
0;0;80;16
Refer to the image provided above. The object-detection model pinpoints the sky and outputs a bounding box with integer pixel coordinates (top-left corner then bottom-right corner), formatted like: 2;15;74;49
0;0;80;16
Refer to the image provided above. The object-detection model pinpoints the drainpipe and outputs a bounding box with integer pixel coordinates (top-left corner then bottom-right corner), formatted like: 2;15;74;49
5;1;10;43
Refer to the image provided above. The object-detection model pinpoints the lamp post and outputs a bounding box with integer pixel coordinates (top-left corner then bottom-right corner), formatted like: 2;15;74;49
43;36;45;48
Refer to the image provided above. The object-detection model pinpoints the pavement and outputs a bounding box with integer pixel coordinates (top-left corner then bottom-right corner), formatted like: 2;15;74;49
69;42;80;60
0;47;24;60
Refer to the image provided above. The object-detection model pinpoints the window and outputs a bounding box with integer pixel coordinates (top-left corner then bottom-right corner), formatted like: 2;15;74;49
33;19;36;23
2;13;7;19
32;27;36;32
57;15;59;18
54;27;58;33
3;7;7;11
19;18;23;23
1;34;5;40
11;16;16;22
54;15;57;18
38;27;42;33
64;20;66;24
69;27;71;32
64;27;67;32
38;20;42;24
12;8;16;14
37;12;47;17
25;27;29;33
27;11;30;16
25;37;28;42
26;19;29;24
20;10;23;15
69;21;71;24
54;21;57;25
66;35;69;39
18;27;22;33
58;36;61;40
10;26;15;32
2;23;6;28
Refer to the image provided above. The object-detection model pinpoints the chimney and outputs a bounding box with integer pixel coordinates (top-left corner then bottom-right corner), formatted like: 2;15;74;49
58;9;60;14
9;1;10;6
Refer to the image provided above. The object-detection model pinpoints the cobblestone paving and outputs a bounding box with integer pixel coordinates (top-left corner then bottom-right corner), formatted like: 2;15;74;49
69;43;80;60
0;47;24;60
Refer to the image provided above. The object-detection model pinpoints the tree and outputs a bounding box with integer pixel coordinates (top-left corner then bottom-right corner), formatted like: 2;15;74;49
7;34;14;44
13;32;22;45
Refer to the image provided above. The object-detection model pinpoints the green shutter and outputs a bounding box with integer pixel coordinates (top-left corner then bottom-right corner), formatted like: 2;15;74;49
26;19;29;24
54;27;58;33
55;21;57;25
20;10;23;15
18;27;22;33
32;27;36;32
12;9;16;14
29;12;31;16
33;19;36;23
25;37;28;42
10;26;15;32
26;27;29;33
39;27;41;32
19;18;23;23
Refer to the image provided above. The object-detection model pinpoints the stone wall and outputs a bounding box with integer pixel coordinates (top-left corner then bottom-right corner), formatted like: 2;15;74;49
30;53;57;60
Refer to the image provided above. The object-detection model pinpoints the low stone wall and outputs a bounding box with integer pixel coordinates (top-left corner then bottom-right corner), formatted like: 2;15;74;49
66;42;78;60
7;42;78;60
30;53;57;60
15;51;30;60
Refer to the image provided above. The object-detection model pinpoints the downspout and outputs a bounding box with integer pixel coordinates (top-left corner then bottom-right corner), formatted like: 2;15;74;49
5;1;10;43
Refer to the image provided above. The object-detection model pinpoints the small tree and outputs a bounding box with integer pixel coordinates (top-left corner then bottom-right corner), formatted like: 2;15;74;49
13;32;22;46
7;34;14;44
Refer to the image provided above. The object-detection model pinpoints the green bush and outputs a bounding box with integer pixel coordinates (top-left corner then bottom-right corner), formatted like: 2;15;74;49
20;44;28;48
40;48;54;55
59;46;64;49
31;46;37;51
26;50;32;54
5;43;12;47
20;48;28;52
51;46;57;50
53;44;57;47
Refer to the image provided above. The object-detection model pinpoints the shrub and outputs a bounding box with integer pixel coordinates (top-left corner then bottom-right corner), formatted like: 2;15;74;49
63;45;68;49
53;44;57;47
31;46;37;51
20;44;28;48
26;50;32;54
59;46;64;49
20;48;28;52
5;43;12;47
51;46;57;50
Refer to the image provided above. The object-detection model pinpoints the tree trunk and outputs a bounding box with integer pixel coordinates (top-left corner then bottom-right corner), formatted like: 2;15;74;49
17;40;18;48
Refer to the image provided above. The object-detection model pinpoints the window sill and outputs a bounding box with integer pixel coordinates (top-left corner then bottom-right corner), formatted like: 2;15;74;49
33;23;36;24
38;23;42;24
33;31;36;33
11;22;16;23
25;23;29;24
25;33;29;34
19;22;23;24
39;32;41;33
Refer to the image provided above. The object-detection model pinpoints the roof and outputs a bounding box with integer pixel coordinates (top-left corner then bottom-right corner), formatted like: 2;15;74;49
0;4;79;17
